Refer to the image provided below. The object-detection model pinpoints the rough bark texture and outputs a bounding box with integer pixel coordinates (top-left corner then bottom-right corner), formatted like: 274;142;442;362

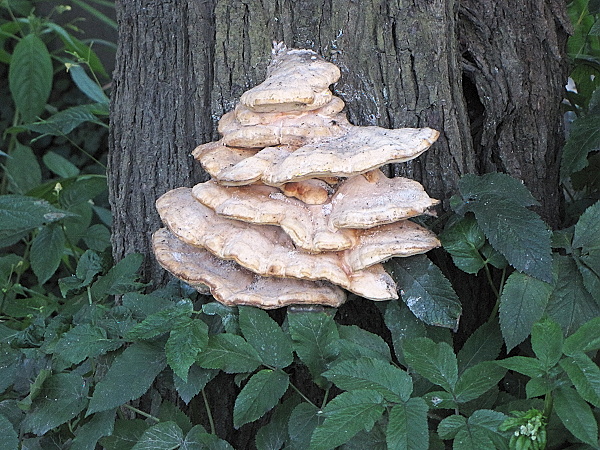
109;0;570;446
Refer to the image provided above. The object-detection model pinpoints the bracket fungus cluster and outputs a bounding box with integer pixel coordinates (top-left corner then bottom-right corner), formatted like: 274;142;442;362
153;44;441;309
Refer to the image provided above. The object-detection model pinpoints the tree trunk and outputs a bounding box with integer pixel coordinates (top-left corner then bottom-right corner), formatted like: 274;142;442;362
108;0;570;446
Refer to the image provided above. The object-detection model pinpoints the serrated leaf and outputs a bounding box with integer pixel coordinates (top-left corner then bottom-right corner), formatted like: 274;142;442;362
0;414;18;449
0;195;74;231
166;318;209;381
386;398;429;450
5;142;41;194
98;419;148;450
60;175;107;208
496;355;544;378
239;306;293;368
131;421;183;450
423;390;457;410
68;64;110;104
440;215;486;274
560;353;600;407
90;253;144;300
563;316;600;355
76;249;104;284
383;301;426;364
42;151;80;178
554;386;598;445
30;223;65;284
287;312;339;385
337;325;391;362
197;333;262;373
158;401;192;435
385;255;461;329
288;403;321;450
323;357;412;402
26;104;103;136
573;201;600;250
181;426;234;450
22;373;88;435
83;224;111;252
202;302;240;334
255;397;298;450
174;364;218;404
233;369;289;429
454;361;506;403
561;115;600;181
458;173;539;207
71;409;116;450
310;390;385;450
87;342;166;415
403;337;458;392
437;414;466;440
125;299;193;341
55;323;122;364
531;318;563;370
9;34;53;122
439;410;507;449
457;319;503;375
499;272;552;351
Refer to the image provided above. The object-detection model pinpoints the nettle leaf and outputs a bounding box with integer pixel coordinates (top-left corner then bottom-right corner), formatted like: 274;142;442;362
233;369;289;429
70;409;116;450
310;390;385;450
25;104;103;137
554;386;598;445
561;115;600;181
287;311;339;385
563;316;600;355
547;255;600;335
166;318;209;381
323;357;412;402
8;34;53;122
453;361;507;404
197;333;262;373
30;223;65;284
499;272;553;351
531;318;563;370
22;373;89;435
288;402;321;450
455;173;552;282
125;299;193;341
560;353;600;407
55;323;122;364
5;142;41;194
43;151;80;178
131;421;183;450
239;306;293;369
386;398;429;450
87;342;167;415
457;319;503;375
385;255;461;329
440;215;486;274
403;337;458;392
174;364;218;405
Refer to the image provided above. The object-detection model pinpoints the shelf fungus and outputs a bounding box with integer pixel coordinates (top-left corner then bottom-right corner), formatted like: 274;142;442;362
153;44;441;309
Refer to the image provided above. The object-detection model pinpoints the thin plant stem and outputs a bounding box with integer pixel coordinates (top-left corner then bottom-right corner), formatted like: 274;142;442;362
288;381;318;409
321;387;330;409
122;403;160;422
543;392;553;420
202;388;216;435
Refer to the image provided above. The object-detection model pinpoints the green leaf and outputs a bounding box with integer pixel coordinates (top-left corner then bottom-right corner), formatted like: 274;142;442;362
17;368;51;412
98;419;148;450
60;175;107;208
202;302;240;334
131;421;183;450
83;224;111;252
423;391;457;410
5;142;41;194
255;397;298;450
233;369;289;428
76;249;104;284
530;318;563;370
239;306;293;368
323;357;412;402
26;104;103;136
454;361;507;403
561;115;600;181
22;373;89;435
0;195;74;231
385;255;461;329
499;272;552;351
181;426;234;449
197;333;262;373
174;364;218;404
125;299;193;341
288;403;321;450
68;64;110;105
158;401;192;434
30;223;65;284
42;151;80;178
437;414;466;440
90;253;144;300
496;355;545;379
438;410;507;449
386;398;429;450
560;353;600;407
553;386;598;445
310;390;385;450
383;301;426;364
287;311;339;385
0;414;18;450
547;255;600;335
9;34;53;122
71;409;116;450
55;323;122;364
573;201;600;250
87;342;167;415
440;215;486;274
166;318;209;381
337;325;392;362
457;319;503;375
457;173;539;208
563;316;600;355
403;337;458;392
